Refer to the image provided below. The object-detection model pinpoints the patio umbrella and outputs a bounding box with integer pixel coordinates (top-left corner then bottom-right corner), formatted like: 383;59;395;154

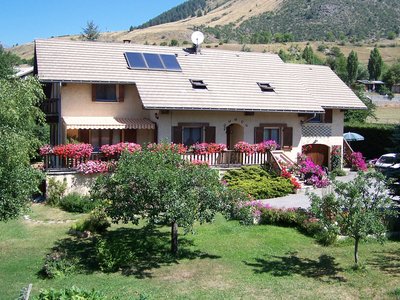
343;132;365;141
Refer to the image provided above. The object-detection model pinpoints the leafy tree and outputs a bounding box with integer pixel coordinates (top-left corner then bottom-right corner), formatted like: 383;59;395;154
309;172;397;265
92;147;234;255
0;45;21;79
368;47;383;80
347;50;359;84
326;49;348;82
344;88;376;123
0;77;46;221
382;60;400;89
81;21;100;41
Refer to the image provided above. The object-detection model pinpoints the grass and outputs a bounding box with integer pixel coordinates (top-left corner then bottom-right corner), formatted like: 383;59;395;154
1;204;399;299
369;106;400;124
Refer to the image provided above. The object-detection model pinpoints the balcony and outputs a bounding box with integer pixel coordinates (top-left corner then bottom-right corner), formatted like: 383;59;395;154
40;98;60;116
301;123;332;137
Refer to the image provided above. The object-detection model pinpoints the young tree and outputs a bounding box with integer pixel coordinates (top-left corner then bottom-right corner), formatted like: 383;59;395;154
309;172;397;266
0;77;46;221
368;47;383;80
302;45;315;64
347;50;359;85
92;147;234;256
81;21;100;41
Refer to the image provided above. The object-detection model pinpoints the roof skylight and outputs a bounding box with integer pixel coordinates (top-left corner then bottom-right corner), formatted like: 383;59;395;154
257;82;275;92
190;79;208;89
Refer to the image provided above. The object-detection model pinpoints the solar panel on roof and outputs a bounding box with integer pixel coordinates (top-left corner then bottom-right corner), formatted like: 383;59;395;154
125;52;147;69
124;52;182;72
160;54;182;71
143;53;164;70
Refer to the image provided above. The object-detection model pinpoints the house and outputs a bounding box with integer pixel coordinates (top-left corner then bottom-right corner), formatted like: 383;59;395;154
357;79;385;93
34;39;366;168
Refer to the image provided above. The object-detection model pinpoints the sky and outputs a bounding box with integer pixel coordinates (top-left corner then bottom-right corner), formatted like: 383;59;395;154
0;0;186;47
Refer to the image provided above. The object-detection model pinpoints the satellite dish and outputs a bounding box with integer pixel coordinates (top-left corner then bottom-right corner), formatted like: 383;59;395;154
191;31;204;46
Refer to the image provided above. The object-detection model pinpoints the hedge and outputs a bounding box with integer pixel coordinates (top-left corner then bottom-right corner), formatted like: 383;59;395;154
344;123;396;159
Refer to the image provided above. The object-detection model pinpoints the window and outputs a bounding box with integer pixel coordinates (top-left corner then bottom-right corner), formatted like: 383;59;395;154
263;128;280;144
308;114;323;123
95;84;117;102
183;127;203;146
190;79;208;89
257;82;275;92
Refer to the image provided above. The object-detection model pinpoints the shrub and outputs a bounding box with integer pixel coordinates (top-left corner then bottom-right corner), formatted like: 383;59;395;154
59;193;101;213
347;152;367;171
223;166;294;199
71;208;110;233
298;157;330;188
331;145;342;170
33;286;107;300
41;249;78;279
330;168;347;177
46;178;67;206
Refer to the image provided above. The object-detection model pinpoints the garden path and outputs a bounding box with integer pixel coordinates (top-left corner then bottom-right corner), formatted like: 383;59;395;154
262;172;358;209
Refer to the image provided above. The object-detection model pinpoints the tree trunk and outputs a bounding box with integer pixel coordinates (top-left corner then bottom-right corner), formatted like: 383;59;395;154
354;237;360;265
171;221;178;256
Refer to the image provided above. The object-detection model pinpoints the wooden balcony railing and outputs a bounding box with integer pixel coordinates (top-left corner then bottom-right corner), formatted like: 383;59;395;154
43;150;282;174
40;98;59;115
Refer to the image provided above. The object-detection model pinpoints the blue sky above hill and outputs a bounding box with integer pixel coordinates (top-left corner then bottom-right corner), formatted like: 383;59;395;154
0;0;185;47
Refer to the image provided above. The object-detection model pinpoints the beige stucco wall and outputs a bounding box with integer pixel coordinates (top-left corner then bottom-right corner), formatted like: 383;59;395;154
61;83;149;119
154;109;345;162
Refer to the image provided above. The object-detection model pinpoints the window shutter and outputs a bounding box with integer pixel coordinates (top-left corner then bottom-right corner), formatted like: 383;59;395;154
254;127;264;143
78;129;90;144
172;126;182;144
205;126;216;143
92;85;96;102
324;109;333;123
118;85;125;102
282;127;293;149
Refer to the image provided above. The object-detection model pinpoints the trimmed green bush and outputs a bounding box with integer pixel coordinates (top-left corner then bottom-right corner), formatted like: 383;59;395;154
46;178;67;206
223;166;293;199
71;209;110;234
59;192;100;213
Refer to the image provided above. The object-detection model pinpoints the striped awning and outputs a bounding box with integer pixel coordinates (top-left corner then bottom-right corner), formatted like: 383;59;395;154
63;117;155;130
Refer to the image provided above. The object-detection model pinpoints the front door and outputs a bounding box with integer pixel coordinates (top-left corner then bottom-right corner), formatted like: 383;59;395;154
304;144;329;167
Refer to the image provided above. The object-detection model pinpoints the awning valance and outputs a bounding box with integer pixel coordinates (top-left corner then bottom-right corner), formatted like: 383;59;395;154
63;117;155;130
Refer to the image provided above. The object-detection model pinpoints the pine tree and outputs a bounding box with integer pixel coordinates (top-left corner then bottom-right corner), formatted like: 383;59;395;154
368;47;383;80
81;21;100;41
347;50;359;84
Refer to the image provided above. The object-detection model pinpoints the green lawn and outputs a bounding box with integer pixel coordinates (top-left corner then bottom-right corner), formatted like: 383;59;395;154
368;106;400;124
0;204;399;299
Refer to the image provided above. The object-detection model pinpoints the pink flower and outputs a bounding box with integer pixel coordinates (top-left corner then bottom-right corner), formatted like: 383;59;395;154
40;145;53;156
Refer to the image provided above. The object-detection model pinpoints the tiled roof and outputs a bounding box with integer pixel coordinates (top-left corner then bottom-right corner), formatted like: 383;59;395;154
35;39;366;112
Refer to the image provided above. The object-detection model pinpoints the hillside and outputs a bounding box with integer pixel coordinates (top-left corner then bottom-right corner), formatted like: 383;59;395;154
8;0;400;65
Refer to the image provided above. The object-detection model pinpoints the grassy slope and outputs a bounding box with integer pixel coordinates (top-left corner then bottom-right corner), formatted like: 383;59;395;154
0;205;399;299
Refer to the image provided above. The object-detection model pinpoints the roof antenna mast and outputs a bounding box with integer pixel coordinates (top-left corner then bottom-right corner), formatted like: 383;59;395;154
191;31;204;54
